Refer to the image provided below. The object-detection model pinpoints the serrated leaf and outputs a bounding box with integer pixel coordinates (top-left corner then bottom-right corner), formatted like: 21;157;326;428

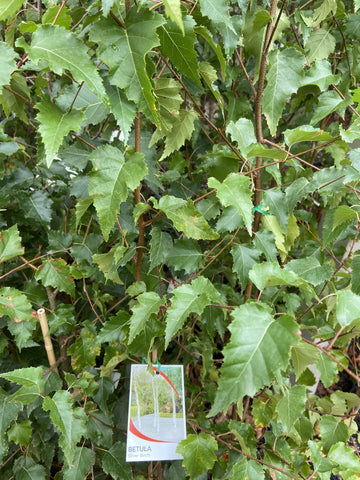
285;257;334;286
102;0;117;17
35;259;75;296
98;311;129;343
165;276;221;347
149;227;173;271
36;96;85;167
152;77;183;132
0;42;17;93
249;262;303;291
305;28;336;62
177;433;218;479
199;61;223;112
159;16;200;85
0;396;21;462
336;290;360;327
8;420;32;447
341;116;360;143
0;287;33;325
291;342;319;380
208;173;253;234
159;109;198;161
319;415;349;453
25;190;53;224
262;48;306;135
0;224;24;262
88;145;147;240
107;84;136;144
210;303;298;415
93;243;127;284
284;125;334;147
276;385;306;432
163;0;184;34
28;25;107;104
328;442;360;472
262;188;288;231
308;440;335;474
253;230;277;262
0;0;24;21
316;352;338;388
225;118;256;156
89;9;164;123
332;205;357;230
43;390;87;466
158;195;218;240
129;292;165;344
232;458;264;479
63;446;92;480
15;461;47;480
285;177;313;212
194;26;226;78
301;60;340;90
167;239;202;274
0;366;44;388
68;330;100;371
231;244;261;289
301;0;337;27
310;90;350;126
102;442;132;479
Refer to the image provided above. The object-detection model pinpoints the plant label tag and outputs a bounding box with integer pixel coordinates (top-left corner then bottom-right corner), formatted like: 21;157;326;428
126;364;187;462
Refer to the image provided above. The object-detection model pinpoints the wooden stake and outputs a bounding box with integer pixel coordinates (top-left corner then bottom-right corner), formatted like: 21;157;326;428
37;308;58;373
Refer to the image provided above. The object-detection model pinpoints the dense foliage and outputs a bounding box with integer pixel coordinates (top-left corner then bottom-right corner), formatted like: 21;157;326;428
0;0;360;478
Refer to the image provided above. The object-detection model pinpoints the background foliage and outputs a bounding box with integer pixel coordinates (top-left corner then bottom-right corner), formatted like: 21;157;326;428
0;0;360;479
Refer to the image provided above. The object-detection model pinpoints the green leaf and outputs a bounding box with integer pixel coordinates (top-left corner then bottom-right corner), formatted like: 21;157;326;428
102;442;132;479
98;312;129;343
35;259;75;297
93;243;127;284
162;0;184;34
231;244;261;289
301;60;340;90
332;205;357;230
199;62;223;112
36;96;85;167
231;458;265;480
0;286;33;324
0;0;23;20
15;460;47;480
249;262;303;291
129;292;165;344
225;119;257;156
8;420;32;447
102;0;117;17
291;342;319;380
167;239;202;274
107;85;136;144
88;145;147;241
316;352;338;388
0;366;44;388
262;188;288;231
28;25;107;104
262;48;306;135
319;415;349;453
336;290;360;327
89;9;164;123
165;276;221;347
0;396;21;462
25;191;53;225
276;385;306;432
301;0;337;27
194;26;226;78
208;173;253;234
305;28;336;62
152;77;183;131
285;177;313;212
351;251;360;295
341;116;360;143
253;230;277;262
159;16;200;85
0;224;24;262
308;440;334;474
310;90;350;126
149;227;173;271
328;442;360;473
158;196;218;240
283;125;334;147
68;329;100;371
158;109;198;161
210;303;298;415
0;42;16;93
284;257;334;286
43;390;87;466
176;433;218;479
63;446;92;480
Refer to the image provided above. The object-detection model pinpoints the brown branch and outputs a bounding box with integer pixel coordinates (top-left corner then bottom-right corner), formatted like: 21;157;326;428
52;0;69;25
83;278;104;324
2;85;34;106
